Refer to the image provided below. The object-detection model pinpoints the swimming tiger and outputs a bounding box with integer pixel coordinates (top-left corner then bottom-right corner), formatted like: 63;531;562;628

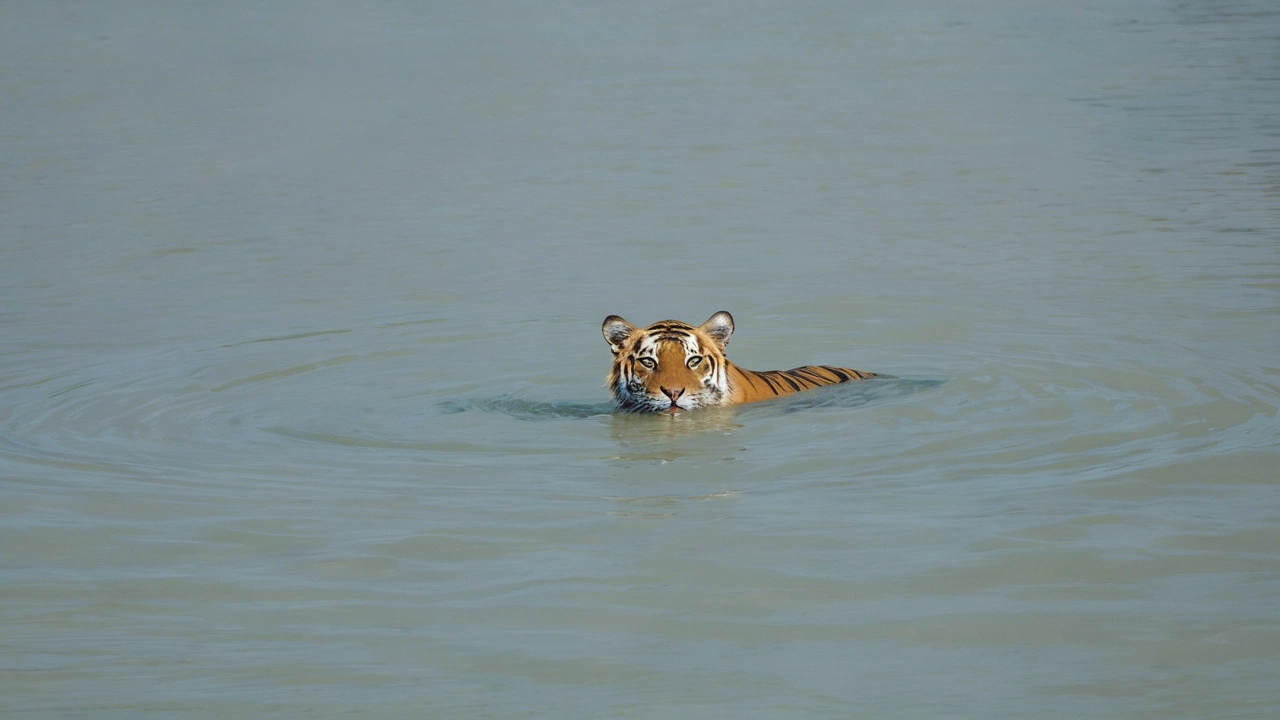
603;311;878;413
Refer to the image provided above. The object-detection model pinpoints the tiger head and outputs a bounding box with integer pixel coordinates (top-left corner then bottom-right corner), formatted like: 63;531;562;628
602;311;735;413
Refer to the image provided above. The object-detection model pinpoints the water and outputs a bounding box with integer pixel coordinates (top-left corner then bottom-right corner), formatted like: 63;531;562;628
3;1;1278;717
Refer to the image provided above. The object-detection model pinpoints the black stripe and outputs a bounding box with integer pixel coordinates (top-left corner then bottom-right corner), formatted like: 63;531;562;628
811;366;834;382
782;368;815;387
823;366;853;382
648;323;693;333
757;372;784;394
774;372;803;392
755;371;782;395
789;367;828;387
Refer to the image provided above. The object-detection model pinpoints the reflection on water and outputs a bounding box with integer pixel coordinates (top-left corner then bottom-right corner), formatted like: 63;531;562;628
2;0;1279;718
447;377;942;421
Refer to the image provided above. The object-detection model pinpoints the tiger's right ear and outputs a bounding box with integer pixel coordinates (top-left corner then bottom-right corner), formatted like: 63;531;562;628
602;315;639;354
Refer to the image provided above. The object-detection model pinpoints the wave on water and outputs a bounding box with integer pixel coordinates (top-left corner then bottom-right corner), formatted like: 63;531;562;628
439;396;615;420
443;378;946;421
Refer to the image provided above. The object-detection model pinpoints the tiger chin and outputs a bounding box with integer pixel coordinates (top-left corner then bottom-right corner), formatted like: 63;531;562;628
603;311;878;414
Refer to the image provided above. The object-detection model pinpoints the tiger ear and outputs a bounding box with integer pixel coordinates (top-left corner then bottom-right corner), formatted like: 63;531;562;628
602;315;639;354
699;311;735;349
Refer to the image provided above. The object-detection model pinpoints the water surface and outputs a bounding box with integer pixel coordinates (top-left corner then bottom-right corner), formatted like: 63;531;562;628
2;1;1278;718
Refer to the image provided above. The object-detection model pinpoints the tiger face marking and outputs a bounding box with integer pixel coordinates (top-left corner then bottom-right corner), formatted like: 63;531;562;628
602;312;733;413
602;311;878;413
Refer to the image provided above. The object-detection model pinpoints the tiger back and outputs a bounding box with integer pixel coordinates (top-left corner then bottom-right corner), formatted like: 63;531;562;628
602;311;877;413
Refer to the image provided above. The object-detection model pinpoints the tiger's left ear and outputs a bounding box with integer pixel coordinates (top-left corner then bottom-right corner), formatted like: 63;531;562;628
699;311;735;349
602;315;638;354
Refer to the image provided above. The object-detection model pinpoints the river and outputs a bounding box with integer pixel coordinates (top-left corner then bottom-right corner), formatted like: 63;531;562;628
2;1;1278;717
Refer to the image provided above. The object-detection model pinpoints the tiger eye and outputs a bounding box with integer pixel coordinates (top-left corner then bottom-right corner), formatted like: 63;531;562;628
687;356;702;369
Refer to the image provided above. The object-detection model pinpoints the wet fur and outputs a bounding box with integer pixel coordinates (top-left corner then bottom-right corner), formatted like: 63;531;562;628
603;311;876;413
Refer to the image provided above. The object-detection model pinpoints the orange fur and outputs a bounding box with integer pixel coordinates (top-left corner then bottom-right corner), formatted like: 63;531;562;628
603;311;876;413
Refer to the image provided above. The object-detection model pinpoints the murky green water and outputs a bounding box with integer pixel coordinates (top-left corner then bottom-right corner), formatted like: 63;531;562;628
3;1;1278;717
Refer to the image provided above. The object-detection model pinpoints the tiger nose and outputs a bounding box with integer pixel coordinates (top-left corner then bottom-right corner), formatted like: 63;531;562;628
660;387;684;402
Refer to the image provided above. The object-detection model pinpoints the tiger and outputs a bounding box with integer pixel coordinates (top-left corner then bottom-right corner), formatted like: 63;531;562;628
603;311;878;413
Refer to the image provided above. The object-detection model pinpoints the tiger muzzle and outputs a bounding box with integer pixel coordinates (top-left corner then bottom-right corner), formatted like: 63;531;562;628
660;387;686;411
